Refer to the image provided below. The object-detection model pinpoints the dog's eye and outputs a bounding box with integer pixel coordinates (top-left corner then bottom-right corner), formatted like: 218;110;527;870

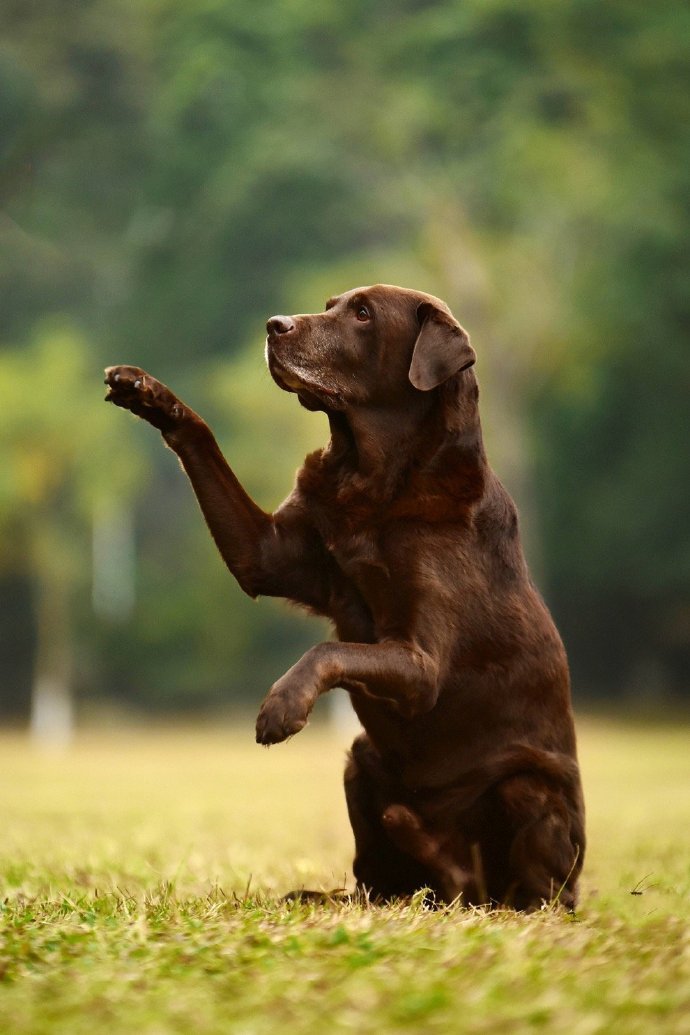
356;305;371;322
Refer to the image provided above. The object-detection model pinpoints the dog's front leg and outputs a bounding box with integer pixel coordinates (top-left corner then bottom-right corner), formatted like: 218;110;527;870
255;641;440;744
104;365;331;608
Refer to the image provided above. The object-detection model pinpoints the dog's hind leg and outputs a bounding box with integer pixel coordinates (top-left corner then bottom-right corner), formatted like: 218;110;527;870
344;735;437;901
381;803;485;906
498;774;584;911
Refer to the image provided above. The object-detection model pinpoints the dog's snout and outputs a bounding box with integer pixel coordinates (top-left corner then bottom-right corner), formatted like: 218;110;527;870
267;315;295;337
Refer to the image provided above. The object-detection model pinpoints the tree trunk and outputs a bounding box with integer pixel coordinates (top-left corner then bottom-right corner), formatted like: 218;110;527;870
30;569;74;749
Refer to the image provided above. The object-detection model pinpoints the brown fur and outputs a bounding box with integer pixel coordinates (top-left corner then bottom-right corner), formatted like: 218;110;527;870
105;283;585;909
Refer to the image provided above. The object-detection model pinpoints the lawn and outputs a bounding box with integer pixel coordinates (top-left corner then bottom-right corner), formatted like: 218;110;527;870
0;714;689;1033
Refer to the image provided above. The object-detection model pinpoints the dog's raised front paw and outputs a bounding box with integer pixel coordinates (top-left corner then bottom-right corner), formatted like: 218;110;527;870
104;365;185;432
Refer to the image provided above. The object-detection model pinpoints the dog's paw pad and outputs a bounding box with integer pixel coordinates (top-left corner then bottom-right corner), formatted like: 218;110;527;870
104;366;185;432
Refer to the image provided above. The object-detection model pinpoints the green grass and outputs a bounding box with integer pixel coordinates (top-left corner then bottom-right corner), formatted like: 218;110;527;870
1;716;689;1033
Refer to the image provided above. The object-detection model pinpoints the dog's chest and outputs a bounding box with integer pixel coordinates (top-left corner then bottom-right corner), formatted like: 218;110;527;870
324;527;387;584
315;507;436;639
308;490;401;622
315;510;391;606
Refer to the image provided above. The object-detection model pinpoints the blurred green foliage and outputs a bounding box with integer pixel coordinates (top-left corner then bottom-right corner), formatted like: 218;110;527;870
0;0;688;717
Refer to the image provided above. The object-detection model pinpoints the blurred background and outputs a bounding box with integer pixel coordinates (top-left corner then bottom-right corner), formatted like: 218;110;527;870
1;0;688;740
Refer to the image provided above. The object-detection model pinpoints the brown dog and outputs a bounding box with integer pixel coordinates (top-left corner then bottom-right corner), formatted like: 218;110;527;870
105;284;585;910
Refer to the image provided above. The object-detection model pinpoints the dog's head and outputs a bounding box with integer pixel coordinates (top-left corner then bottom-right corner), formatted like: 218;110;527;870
265;284;475;413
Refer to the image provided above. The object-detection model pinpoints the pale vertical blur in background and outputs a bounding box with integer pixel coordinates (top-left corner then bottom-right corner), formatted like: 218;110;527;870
0;0;688;741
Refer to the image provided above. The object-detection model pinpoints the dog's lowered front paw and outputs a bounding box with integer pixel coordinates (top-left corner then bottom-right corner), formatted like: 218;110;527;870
255;655;323;745
104;365;186;433
255;689;312;745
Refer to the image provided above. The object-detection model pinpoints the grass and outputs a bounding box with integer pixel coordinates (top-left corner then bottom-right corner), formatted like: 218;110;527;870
1;715;689;1033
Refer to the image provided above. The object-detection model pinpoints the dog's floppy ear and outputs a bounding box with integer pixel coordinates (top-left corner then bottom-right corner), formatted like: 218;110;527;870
408;302;476;391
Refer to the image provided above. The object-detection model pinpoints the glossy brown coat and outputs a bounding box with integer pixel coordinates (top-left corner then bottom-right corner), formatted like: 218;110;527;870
105;284;585;909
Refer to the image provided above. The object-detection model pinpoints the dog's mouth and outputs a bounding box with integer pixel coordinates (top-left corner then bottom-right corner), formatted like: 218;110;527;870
266;344;340;412
268;355;302;393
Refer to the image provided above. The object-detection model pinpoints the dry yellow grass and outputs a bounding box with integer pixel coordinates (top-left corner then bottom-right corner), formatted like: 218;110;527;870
0;713;689;1033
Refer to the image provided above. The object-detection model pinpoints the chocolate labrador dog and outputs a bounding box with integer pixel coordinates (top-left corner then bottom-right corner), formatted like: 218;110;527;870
105;283;585;910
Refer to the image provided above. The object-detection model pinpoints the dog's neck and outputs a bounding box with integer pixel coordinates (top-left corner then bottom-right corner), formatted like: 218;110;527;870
337;402;426;479
324;373;487;502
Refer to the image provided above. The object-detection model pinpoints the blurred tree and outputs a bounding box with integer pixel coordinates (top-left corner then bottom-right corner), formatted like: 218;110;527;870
334;0;690;693
0;0;156;344
0;0;687;712
0;325;144;737
522;1;690;694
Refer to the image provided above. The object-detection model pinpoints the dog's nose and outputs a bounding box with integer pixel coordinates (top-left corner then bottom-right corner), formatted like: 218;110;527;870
266;315;295;336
